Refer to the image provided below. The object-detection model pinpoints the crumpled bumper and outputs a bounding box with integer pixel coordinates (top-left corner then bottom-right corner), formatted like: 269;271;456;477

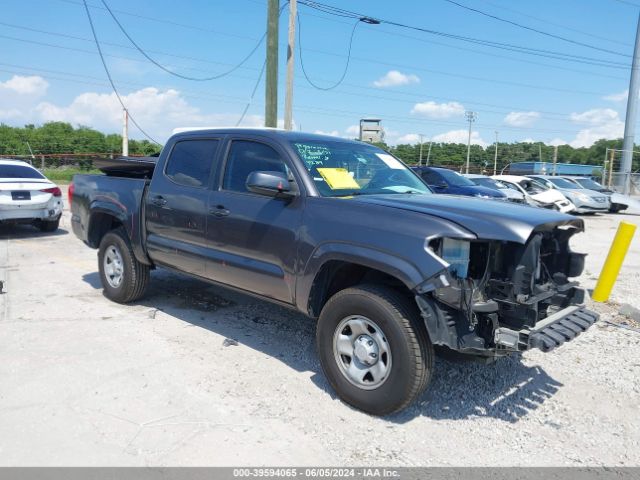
494;305;599;353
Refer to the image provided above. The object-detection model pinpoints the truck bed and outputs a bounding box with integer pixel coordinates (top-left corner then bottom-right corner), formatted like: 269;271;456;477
94;156;158;179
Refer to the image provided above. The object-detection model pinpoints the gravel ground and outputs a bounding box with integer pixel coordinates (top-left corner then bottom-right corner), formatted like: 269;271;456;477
0;191;638;466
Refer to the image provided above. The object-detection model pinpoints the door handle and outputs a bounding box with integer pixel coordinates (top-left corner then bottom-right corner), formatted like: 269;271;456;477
152;195;167;206
210;207;230;217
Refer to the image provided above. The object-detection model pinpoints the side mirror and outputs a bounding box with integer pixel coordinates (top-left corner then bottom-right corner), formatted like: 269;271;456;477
246;171;295;197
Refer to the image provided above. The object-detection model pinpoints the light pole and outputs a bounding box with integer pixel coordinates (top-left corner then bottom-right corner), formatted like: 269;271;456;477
493;130;498;175
465;111;477;174
418;134;424;166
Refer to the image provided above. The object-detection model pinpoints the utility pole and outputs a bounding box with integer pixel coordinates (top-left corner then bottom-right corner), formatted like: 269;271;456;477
418;134;424;166
493;131;498;175
464;111;477;174
552;145;558;175
609;148;616;188
265;0;279;128
621;12;640;195
122;108;129;157
538;142;543;162
283;0;296;130
426;141;432;165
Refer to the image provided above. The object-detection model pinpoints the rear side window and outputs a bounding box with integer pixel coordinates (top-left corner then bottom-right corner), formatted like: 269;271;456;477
0;164;45;179
165;139;219;188
420;170;442;185
223;140;288;193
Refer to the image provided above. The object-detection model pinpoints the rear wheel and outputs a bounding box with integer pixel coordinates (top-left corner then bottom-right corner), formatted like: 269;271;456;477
98;227;149;303
38;218;59;232
316;284;434;415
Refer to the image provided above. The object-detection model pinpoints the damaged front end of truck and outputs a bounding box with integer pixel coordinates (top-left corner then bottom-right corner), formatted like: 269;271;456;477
415;218;598;358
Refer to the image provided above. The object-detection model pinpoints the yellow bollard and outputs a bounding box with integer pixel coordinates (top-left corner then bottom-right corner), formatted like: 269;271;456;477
592;221;637;302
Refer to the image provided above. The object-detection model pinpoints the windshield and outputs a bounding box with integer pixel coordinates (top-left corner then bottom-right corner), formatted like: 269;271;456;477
548;177;579;189
291;140;431;196
0;164;45;179
519;179;547;194
436;169;475;187
575;178;604;190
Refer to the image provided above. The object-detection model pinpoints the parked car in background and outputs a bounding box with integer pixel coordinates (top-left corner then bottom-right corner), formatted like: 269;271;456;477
563;176;630;213
413;166;507;200
527;175;610;214
0;159;63;231
464;174;526;203
492;174;575;213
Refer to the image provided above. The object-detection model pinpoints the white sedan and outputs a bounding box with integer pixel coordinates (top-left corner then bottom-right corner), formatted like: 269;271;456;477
0;159;63;232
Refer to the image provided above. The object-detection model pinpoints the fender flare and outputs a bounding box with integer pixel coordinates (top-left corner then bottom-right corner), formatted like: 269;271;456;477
296;242;431;314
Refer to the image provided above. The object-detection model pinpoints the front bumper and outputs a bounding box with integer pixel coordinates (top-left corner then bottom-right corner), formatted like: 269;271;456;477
494;306;598;352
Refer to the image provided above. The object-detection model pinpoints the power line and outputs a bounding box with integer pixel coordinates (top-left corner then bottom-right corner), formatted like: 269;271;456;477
442;0;629;58
610;0;640;7
3;28;618;98
476;0;632;47
236;59;267;126
297;13;362;90
98;0;267;81
1;18;627;86
81;0;160;144
296;0;631;69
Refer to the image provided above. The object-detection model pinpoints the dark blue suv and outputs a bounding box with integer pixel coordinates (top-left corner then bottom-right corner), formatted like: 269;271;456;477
412;166;506;199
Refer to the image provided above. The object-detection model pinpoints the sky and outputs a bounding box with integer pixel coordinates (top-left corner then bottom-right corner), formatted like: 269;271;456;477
1;0;640;149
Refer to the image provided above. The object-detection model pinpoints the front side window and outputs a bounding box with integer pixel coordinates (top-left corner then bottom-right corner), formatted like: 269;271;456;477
0;164;45;179
291;140;430;196
433;169;475;187
223;140;289;193
165;139;219;188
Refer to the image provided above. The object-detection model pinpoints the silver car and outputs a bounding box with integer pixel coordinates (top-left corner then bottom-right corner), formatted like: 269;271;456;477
464;174;526;203
527;175;610;213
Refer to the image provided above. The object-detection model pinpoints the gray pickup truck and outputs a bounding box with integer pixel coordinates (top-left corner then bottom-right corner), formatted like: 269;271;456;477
70;128;598;415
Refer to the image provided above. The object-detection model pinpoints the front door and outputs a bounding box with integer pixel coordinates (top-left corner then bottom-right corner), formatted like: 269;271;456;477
145;138;220;278
207;138;303;303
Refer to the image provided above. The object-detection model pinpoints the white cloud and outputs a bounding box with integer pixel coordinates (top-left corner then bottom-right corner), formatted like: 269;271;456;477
431;129;487;147
603;89;628;102
0;75;277;141
0;75;51;123
396;133;421;144
345;125;360;136
504;111;540;127
570;108;619;125
314;129;340;137
521;138;535;144
0;75;49;95
548;138;568;146
569;108;624;147
372;70;420;88
411;101;464;119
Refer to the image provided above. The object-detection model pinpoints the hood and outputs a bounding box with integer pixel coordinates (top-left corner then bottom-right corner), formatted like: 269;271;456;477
530;189;567;204
444;184;505;198
352;194;583;244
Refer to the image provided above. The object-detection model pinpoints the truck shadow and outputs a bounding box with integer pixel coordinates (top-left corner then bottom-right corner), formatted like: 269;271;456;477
82;268;563;424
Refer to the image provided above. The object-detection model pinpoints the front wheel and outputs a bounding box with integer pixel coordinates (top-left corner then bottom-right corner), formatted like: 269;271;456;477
316;284;434;415
98;227;149;303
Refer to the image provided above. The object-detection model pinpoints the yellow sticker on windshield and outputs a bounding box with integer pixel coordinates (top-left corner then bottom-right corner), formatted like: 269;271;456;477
317;168;361;190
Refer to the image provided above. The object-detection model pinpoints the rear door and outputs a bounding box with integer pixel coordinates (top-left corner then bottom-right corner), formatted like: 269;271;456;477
145;137;221;278
206;137;304;303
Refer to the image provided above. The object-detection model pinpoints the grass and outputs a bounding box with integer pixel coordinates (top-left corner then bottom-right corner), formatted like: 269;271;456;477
43;168;101;183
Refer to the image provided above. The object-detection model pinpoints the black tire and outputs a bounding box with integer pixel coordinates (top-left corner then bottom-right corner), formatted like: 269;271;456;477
98;227;149;303
38;218;59;232
316;284;434;416
609;205;621;213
